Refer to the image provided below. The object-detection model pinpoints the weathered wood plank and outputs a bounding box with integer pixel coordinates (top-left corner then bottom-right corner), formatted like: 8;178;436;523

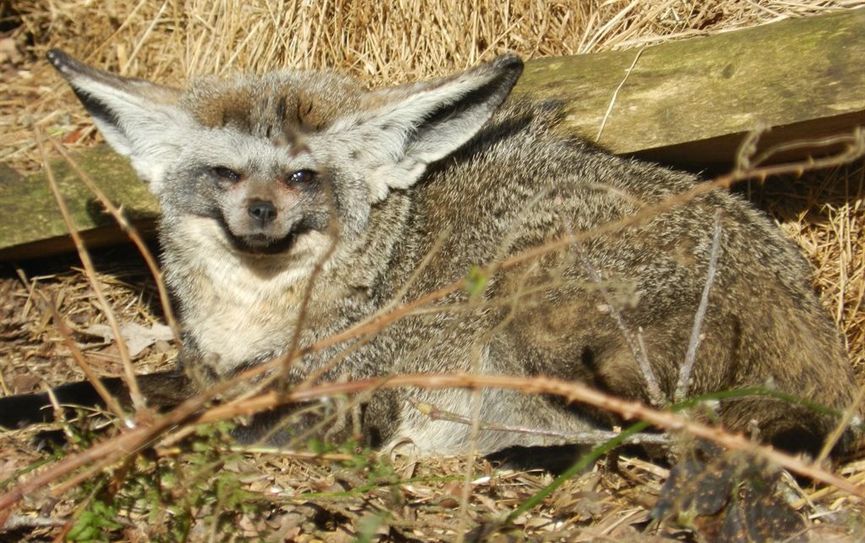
513;9;865;168
1;9;862;261
0;148;157;261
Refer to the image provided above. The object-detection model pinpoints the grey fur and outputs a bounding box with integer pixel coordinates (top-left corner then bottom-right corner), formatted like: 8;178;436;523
47;49;859;455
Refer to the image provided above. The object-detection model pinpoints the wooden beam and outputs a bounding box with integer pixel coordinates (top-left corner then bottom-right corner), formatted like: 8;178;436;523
513;9;865;169
1;10;863;261
0;148;158;261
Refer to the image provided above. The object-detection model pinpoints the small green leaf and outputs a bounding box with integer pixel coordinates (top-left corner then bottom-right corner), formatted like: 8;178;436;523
465;265;488;298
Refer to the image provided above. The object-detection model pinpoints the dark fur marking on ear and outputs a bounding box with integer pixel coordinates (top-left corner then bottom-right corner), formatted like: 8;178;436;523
412;72;517;144
71;87;125;138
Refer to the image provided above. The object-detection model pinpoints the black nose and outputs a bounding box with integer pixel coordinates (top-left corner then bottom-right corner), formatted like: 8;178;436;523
248;200;277;224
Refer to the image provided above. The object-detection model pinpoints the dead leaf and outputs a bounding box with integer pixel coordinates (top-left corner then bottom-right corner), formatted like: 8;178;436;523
84;322;174;357
9;373;41;393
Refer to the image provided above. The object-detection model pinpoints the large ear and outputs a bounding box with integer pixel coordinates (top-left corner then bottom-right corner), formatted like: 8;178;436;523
329;55;524;202
47;49;189;192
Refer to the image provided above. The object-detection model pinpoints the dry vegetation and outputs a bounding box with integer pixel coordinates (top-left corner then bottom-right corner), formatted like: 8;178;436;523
1;0;865;541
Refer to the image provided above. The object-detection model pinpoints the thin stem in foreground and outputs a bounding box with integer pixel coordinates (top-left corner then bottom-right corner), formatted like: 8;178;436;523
35;128;145;414
675;210;723;402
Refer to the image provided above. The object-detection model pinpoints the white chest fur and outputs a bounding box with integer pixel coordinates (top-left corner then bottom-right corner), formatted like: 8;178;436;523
171;217;332;375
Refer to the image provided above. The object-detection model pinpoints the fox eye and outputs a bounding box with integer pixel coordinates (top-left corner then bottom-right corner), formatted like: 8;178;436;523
211;166;242;182
286;170;316;185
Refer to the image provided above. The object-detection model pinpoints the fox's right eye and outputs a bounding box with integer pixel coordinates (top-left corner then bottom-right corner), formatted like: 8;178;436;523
211;166;242;182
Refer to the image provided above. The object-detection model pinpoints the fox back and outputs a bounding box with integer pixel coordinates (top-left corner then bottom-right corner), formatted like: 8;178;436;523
44;50;859;455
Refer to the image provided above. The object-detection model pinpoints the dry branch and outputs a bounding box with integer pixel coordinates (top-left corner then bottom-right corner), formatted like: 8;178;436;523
297;130;865;361
48;139;180;344
196;374;865;497
35;129;145;414
2;372;862;524
45;299;126;420
280;182;340;384
0;376;235;522
574;242;659;405
411;398;670;446
675;211;723;402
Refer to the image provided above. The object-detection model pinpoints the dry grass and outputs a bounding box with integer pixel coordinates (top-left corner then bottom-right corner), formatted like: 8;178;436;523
0;250;175;396
768;163;865;374
2;0;865;541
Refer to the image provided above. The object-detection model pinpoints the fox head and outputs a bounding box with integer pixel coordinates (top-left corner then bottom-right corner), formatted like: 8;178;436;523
48;50;523;264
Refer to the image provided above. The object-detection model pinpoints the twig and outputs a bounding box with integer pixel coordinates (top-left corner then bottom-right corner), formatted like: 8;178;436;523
458;270;531;541
384;227;453;311
296;227;454;390
0;374;237;520
411;398;670;445
574;242;657;404
34;128;145;414
45;296;126;420
2;515;67;530
749;131;865;171
48;138;181;345
675;210;723;402
636;328;665;407
193;373;865;498
596;46;645;143
225;446;355;462
733;124;766;173
1;363;862;517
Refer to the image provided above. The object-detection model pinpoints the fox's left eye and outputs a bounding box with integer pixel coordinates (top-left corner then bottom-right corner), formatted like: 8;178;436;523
286;170;316;185
211;166;242;182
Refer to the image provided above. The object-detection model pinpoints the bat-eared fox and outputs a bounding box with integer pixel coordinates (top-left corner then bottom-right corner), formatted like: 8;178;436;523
1;50;860;459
